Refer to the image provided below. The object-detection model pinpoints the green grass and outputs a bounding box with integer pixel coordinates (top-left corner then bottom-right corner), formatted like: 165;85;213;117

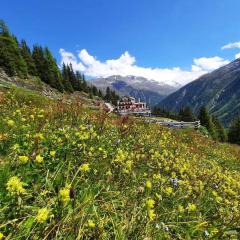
0;87;239;239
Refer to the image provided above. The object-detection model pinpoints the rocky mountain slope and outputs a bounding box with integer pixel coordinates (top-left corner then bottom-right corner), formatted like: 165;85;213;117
159;58;240;125
89;75;178;106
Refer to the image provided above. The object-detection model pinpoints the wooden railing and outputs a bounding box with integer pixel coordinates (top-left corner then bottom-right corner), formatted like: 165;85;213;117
145;119;201;129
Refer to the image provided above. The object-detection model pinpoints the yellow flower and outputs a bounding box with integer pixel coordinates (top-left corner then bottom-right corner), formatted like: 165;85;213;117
59;185;70;206
187;203;197;212
7;119;15;127
18;155;29;164
35;155;44;163
125;160;133;170
147;209;156;220
50;151;56;157
36;207;49;223
146;199;155;209
6;176;26;195
146;180;152;189
165;187;173;195
12;143;20;150
0;232;4;240
178;205;184;213
87;219;96;228
80;163;90;173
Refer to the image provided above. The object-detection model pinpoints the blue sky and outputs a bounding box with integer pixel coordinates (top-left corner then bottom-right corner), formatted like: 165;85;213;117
2;0;240;85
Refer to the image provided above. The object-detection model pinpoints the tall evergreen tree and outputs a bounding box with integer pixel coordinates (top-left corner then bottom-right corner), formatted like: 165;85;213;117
178;106;195;122
0;20;28;78
198;106;216;139
104;87;111;102
212;116;227;142
228;117;240;145
44;47;64;91
32;45;47;81
61;63;74;92
20;40;37;76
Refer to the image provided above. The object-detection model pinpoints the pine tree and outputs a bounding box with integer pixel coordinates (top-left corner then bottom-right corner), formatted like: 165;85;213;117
91;85;98;96
44;47;64;91
32;45;48;81
228;117;240;145
0;20;28;78
104;87;111;102
61;63;74;92
198;106;216;139
212;116;227;142
20;40;37;76
178;106;195;122
75;71;83;91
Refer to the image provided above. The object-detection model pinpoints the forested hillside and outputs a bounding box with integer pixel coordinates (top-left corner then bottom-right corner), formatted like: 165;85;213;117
0;20;119;104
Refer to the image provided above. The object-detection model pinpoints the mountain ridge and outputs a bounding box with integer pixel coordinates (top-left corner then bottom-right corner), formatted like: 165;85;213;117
158;58;240;125
89;75;178;106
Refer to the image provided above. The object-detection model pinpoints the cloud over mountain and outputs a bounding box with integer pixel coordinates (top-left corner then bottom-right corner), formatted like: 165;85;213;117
59;48;230;86
222;41;240;50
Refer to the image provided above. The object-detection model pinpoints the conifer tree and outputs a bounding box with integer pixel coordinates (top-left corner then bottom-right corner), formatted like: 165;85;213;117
212;116;227;142
228;117;240;145
44;47;64;91
178;106;195;122
198;106;216;139
104;87;111;102
61;63;74;92
32;45;47;81
20;40;37;76
0;20;28;78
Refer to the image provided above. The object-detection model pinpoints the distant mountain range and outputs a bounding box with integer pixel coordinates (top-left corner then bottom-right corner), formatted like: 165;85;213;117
89;75;178;106
159;58;240;125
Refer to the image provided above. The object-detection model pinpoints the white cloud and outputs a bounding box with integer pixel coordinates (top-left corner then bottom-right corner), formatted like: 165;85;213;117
192;56;230;71
222;41;240;50
59;48;230;87
59;48;85;72
235;53;240;59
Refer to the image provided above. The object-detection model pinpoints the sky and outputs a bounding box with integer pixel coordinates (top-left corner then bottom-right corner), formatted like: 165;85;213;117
2;0;240;86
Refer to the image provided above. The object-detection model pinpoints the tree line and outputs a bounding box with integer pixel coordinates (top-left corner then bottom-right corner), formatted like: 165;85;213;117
0;20;119;103
152;105;240;144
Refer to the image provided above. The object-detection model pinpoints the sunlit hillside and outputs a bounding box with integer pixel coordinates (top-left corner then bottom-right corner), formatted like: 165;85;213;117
0;87;240;239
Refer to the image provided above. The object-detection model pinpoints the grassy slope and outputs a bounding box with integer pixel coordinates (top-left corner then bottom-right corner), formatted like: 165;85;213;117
0;87;240;240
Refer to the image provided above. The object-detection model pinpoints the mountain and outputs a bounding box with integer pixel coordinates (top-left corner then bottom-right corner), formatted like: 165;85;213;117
89;75;178;106
159;58;240;125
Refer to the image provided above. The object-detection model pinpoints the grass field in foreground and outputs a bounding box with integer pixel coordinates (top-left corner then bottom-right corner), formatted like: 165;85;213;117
0;87;240;239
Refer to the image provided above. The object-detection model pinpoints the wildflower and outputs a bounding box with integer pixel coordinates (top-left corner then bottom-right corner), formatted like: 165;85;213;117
50;150;56;157
148;209;156;220
187;203;197;212
35;154;44;163
36;207;49;223
125;160;133;170
178;204;184;213
6;176;26;195
59;185;70;206
164;187;173;195
146;180;152;189
80;163;90;173
35;133;44;140
87;219;96;228
18;155;29;164
0;232;4;240
7;119;15;127
146;199;155;209
12;143;20;150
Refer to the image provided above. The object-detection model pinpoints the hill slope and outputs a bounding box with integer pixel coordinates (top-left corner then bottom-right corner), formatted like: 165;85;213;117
159;58;240;124
90;75;178;106
0;86;240;239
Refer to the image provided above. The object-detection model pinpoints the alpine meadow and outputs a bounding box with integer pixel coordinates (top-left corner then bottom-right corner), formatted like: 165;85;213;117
1;1;240;239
